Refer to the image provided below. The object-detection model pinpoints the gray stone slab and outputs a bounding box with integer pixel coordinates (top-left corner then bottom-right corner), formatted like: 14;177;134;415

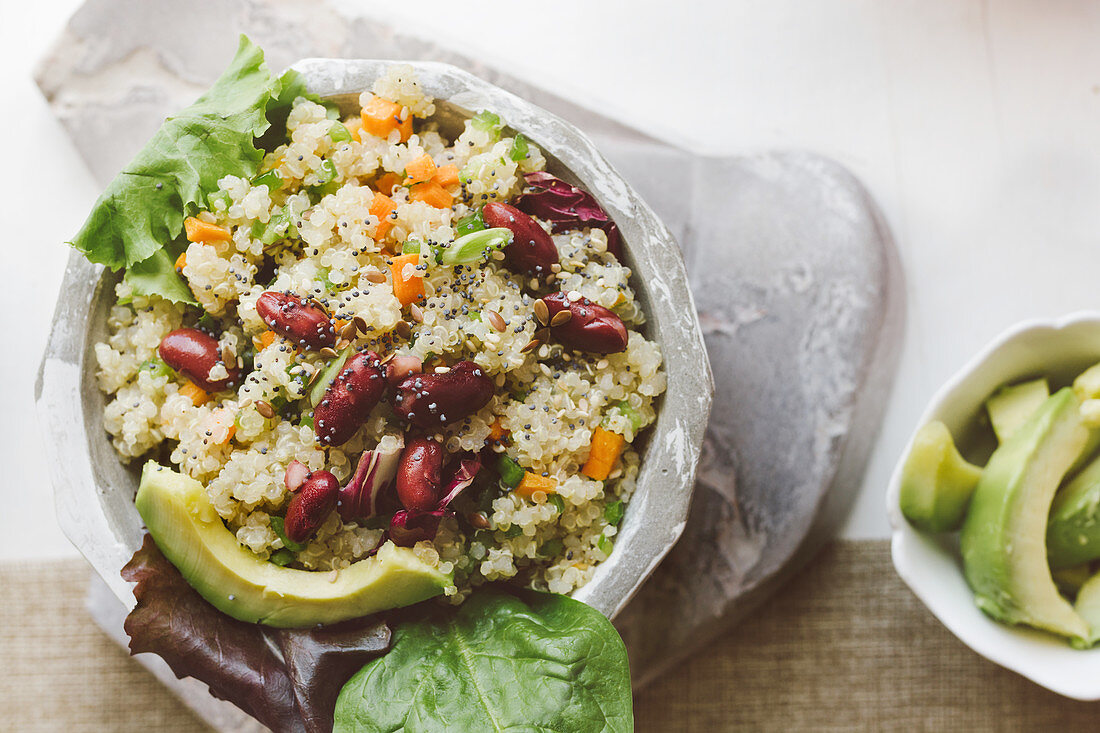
35;0;904;719
612;151;904;686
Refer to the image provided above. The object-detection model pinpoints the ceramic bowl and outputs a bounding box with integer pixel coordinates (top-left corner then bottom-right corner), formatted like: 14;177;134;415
887;311;1100;699
35;59;713;621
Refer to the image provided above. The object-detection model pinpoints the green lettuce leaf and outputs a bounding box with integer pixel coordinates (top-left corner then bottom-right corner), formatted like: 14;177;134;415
123;246;193;304
334;587;634;732
70;35;308;304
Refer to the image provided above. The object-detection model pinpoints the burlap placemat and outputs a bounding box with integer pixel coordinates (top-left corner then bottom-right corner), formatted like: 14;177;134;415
5;541;1097;731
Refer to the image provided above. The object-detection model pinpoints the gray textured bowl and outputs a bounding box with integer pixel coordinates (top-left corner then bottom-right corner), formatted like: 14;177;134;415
35;59;713;619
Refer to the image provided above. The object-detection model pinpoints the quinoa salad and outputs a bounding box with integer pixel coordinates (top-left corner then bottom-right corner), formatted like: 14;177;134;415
93;64;666;600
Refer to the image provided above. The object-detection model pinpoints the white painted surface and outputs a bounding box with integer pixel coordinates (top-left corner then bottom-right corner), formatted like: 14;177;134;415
5;0;1100;557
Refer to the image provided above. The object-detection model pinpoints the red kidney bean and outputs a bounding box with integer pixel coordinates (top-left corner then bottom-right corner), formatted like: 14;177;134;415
391;361;494;428
385;354;423;386
314;351;387;446
482;202;559;278
158;328;239;391
542;292;629;354
283;470;339;544
395;437;444;512
256;291;336;350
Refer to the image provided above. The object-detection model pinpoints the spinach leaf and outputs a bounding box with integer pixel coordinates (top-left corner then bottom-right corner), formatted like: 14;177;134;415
334;587;633;732
70;35;307;303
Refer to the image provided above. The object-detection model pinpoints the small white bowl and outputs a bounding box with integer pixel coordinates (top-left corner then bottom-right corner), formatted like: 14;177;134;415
887;311;1100;699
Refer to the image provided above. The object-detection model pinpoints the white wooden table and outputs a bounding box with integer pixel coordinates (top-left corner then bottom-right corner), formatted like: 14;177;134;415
7;0;1100;559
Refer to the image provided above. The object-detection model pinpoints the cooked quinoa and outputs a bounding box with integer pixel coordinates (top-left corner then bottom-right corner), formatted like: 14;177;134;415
95;65;665;599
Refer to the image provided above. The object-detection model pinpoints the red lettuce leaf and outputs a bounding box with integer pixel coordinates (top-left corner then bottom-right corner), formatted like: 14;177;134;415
122;535;391;733
388;510;445;546
513;171;623;259
274;621;391;732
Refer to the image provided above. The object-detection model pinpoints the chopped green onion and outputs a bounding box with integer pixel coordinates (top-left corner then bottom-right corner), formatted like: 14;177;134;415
548;494;565;514
402;239;442;263
270;516;306;553
269;548;296;567
205;189;233;212
604;500;625;526
439;228;512;266
138;357;174;379
598;535;614;556
471;110;503;137
540;538;564;557
251;205;297;245
508;133;529;161
329;121;353;144
251;169;283;191
298;413;314;430
468;310;482;322
607;401;645;432
316;266;337;292
502;524;524;538
315;159;338;184
309;344;355;407
497;454;525;489
455;209;486;237
307;160;340;199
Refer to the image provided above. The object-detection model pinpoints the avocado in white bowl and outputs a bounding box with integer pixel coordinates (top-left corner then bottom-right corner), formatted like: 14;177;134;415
887;312;1100;700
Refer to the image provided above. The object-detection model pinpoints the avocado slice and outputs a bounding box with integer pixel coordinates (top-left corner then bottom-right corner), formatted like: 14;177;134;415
986;378;1049;443
960;388;1090;640
1047;453;1100;569
1073;362;1100;403
1073;570;1100;649
899;421;983;533
135;461;450;628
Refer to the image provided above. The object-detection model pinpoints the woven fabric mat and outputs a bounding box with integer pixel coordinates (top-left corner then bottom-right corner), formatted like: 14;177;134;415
5;541;1098;732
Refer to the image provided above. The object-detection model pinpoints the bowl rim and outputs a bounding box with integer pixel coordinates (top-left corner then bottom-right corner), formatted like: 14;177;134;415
35;58;713;621
887;310;1100;699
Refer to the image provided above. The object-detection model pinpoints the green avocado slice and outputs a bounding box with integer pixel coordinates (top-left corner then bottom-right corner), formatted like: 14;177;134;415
986;378;1049;443
1047;454;1100;570
898;421;983;533
1073;570;1100;649
960;388;1090;640
135;461;450;628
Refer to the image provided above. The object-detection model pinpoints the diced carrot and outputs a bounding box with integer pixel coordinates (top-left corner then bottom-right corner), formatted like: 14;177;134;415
403;154;437;185
360;94;413;142
180;380;209;407
581;427;625;481
515;472;557;501
488;419;509;443
255;330;277;351
370;193;397;239
433;164;460;188
184;217;232;243
389;253;425;306
334;318;349;334
174;252;187;272
409;180;453;209
374;172;402;196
